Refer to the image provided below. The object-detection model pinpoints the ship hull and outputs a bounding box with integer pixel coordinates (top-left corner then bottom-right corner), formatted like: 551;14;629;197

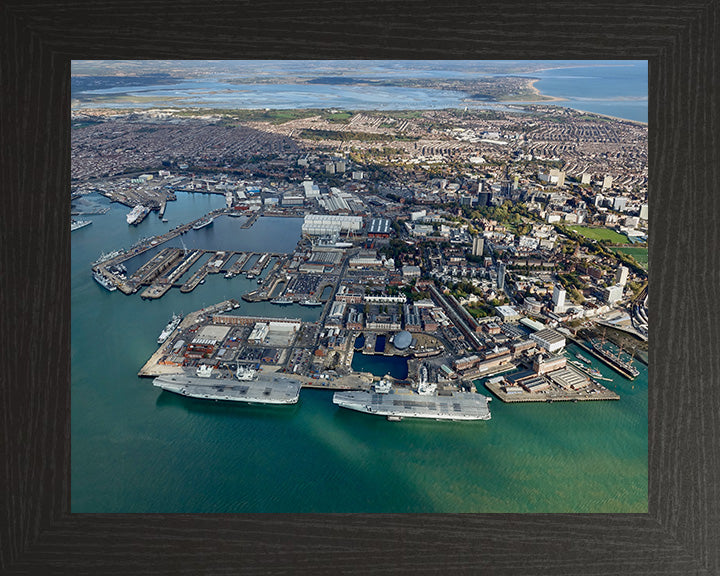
333;390;491;421
153;373;302;404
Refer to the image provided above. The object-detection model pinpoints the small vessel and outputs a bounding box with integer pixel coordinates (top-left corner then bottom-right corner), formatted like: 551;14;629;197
162;218;169;223
126;205;149;225
270;298;293;305
575;353;591;364
93;249;122;265
300;299;323;306
192;216;214;230
92;270;116;291
157;313;183;345
71;219;92;231
246;274;255;279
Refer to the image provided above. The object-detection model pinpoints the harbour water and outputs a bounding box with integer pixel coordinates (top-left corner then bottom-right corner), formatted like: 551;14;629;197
72;192;647;512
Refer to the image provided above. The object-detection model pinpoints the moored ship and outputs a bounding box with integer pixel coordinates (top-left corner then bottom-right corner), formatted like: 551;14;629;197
192;216;214;230
333;383;491;422
126;205;150;225
270;298;294;305
92;270;117;291
71;219;92;231
587;337;639;379
157;313;183;345
300;299;323;306
152;370;302;405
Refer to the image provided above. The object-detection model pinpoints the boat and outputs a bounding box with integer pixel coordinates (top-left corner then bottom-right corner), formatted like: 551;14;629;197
192;216;214;230
332;387;491;421
300;299;323;306
93;249;122;265
587;337;639;379
246;274;255;279
71;219;92;231
270;298;293;305
126;205;149;225
575;353;591;364
152;371;302;405
162;218;168;223
92;270;117;291
157;313;183;345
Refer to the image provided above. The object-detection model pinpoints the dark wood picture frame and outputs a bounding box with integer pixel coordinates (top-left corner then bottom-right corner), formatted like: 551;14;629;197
1;1;718;574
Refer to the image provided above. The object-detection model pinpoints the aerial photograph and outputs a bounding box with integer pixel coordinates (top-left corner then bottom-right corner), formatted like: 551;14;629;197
71;60;648;513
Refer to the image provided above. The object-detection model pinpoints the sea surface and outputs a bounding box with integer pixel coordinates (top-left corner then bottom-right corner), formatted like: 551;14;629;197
72;60;648;122
515;62;648;123
72;192;647;512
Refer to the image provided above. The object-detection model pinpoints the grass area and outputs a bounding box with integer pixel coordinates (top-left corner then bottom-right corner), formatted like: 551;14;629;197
299;129;419;143
569;226;630;244
613;246;648;268
171;108;318;124
320;111;353;123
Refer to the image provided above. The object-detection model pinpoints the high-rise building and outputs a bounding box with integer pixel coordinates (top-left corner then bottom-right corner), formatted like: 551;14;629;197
612;196;627;212
639;203;649;220
602;175;613;190
615;265;629;286
497;263;506;292
552;285;566;312
472;236;484;257
604;284;624;304
581;173;592;185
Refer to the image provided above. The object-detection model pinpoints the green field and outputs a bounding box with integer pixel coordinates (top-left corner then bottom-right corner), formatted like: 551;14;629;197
569;226;630;244
613;246;648;268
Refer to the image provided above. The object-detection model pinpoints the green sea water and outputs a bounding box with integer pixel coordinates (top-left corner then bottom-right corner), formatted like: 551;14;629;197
72;193;647;512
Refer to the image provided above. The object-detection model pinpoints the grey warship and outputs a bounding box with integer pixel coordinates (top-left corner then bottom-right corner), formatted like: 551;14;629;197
153;365;301;405
333;380;491;422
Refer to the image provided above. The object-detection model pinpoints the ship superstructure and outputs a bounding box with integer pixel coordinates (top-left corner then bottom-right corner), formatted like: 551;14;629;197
157;313;183;345
126;205;150;225
92;270;117;291
71;219;92;231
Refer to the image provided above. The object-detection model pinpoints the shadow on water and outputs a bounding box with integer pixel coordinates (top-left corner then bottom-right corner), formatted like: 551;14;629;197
154;389;301;420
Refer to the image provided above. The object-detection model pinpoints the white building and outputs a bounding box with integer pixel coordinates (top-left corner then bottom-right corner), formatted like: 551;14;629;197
472;236;484;256
552;285;566;313
302;214;363;236
529;328;566;353
604;284;624;304
615;265;629;286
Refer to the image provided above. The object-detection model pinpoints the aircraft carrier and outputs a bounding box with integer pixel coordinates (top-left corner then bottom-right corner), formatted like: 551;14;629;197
332;386;492;421
153;370;302;405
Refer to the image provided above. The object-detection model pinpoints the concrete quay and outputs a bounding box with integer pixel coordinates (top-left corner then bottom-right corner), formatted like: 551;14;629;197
484;379;620;403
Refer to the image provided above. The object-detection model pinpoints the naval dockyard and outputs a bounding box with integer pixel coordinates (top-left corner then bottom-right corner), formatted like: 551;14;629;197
75;102;647;420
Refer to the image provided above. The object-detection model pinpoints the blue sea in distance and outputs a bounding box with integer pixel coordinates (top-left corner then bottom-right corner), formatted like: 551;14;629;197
516;62;648;123
73;60;648;122
71;191;647;513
